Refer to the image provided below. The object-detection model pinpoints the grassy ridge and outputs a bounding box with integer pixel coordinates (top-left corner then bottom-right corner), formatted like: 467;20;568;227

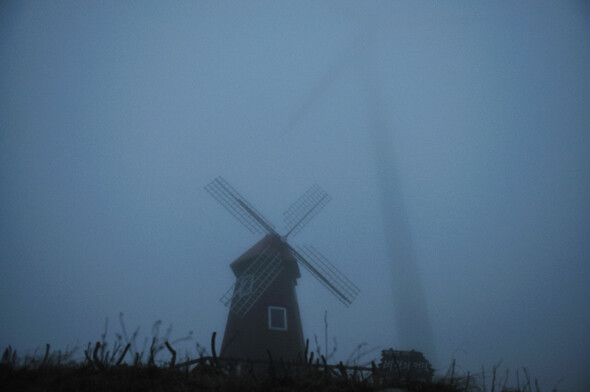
0;345;548;391
1;330;550;392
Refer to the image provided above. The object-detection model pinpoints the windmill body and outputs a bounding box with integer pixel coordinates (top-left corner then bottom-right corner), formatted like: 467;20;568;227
206;177;359;362
221;234;304;361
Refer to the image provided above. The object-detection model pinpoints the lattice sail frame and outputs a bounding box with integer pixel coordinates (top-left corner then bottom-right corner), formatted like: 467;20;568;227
220;245;283;318
283;184;331;238
291;245;359;306
205;176;276;235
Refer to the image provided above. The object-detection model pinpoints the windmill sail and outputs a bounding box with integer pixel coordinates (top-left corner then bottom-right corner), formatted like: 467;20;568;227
220;245;283;317
290;245;359;307
205;176;277;235
283;184;331;238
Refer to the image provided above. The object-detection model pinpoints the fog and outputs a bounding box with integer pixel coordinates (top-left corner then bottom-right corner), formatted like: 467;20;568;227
1;2;589;390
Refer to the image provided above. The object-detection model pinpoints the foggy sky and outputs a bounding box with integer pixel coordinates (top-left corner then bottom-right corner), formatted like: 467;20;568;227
1;2;589;391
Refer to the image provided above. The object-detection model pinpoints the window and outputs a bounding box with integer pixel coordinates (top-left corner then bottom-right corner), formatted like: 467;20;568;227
237;274;253;298
268;306;287;331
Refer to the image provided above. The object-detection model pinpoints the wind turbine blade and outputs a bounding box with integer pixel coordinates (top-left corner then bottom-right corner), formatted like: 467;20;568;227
281;39;360;136
283;184;331;238
205;176;277;235
290;244;359;307
220;245;283;318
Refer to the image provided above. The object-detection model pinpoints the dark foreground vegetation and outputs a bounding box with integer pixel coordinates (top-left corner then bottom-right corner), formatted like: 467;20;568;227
1;332;551;392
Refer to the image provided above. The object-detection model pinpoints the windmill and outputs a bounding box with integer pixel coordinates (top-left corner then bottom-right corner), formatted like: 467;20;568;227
205;176;359;362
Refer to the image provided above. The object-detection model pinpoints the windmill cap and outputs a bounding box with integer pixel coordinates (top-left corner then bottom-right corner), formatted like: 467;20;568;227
230;234;301;279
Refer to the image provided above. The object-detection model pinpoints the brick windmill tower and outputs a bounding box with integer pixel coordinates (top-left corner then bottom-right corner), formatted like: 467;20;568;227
205;177;359;362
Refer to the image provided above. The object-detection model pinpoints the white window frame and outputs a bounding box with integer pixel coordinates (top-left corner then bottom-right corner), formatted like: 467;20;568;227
237;274;254;298
268;306;288;331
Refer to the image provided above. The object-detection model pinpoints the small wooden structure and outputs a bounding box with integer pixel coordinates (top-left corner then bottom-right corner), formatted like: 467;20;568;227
378;348;434;383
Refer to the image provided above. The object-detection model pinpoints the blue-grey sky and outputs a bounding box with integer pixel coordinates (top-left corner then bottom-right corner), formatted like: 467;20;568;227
1;1;589;390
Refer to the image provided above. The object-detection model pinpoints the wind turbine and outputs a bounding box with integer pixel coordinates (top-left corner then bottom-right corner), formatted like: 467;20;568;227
281;21;436;362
